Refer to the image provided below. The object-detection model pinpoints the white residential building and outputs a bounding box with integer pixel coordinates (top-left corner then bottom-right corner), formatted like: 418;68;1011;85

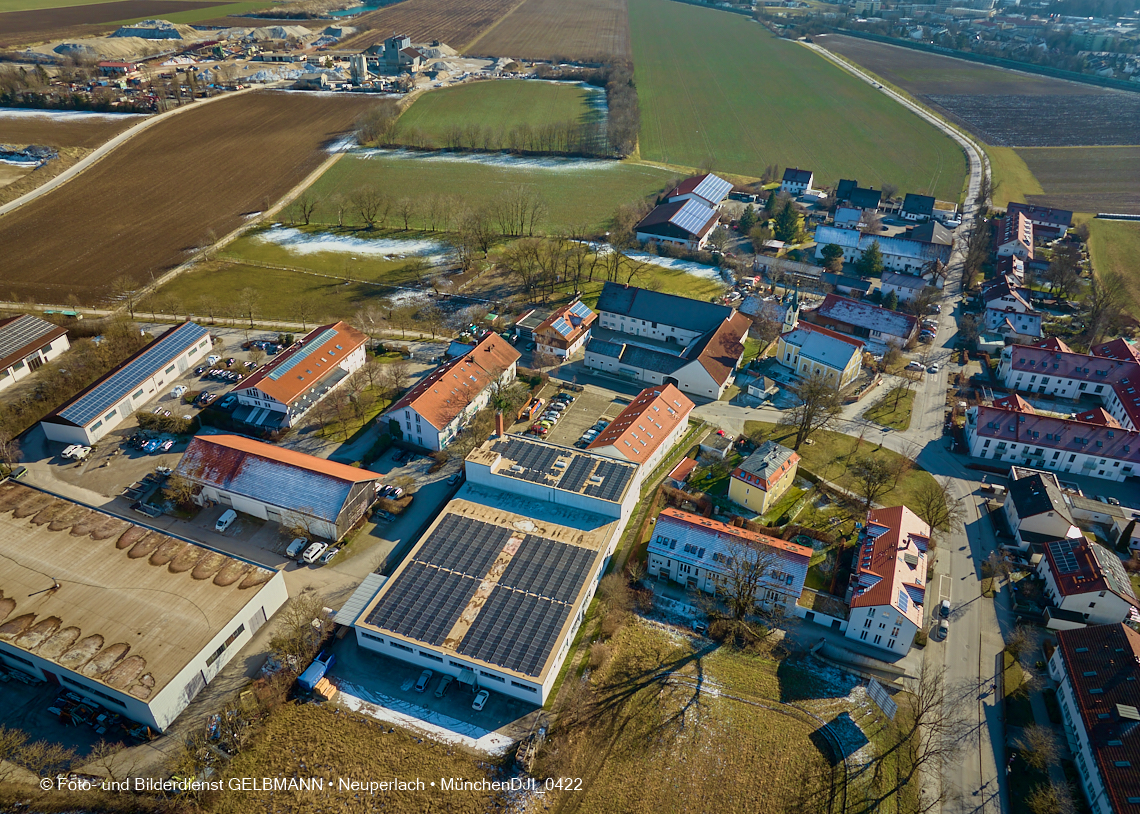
780;167;814;195
775;322;864;389
813;225;952;275
1037;538;1140;625
586;384;694;471
0;314;69;392
1003;469;1083;551
880;271;931;305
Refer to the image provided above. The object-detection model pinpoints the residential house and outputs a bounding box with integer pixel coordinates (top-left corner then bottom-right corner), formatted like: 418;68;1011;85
386;333;520;451
40;322;211;446
880;271;931;305
833;207;866;230
820;273;873;298
1038;538;1140;625
813;225;952;275
594;284;734;346
982;277;1043;341
728;440;801;514
1006;202;1073;237
804;293;918;352
664;173;733;209
666;457;698;489
781;167;814;195
900;193;936;221
1047;624;1140;814
0;481;288;733
587;383;694;471
232;321;368;430
634;199;721;251
846;505;929;655
996;254;1026;284
0;314;69;392
905;220;954;248
1003;470;1083;550
833;180;882;211
175;434;382;541
995;211;1035;259
775;322;864;388
648;507;812;608
534;300;596;359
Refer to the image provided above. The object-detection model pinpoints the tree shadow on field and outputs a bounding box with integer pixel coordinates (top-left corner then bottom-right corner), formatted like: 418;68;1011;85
776;655;858;703
810;711;869;765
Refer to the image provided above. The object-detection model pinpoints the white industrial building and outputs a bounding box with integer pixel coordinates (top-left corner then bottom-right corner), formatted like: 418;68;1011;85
0;482;287;732
40;322;211;445
0;314;69;392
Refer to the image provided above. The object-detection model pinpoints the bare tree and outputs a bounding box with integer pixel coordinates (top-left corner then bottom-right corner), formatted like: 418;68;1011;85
380;359;411;400
110;274;139;318
267;588;333;663
0;430;20;476
351;186;387;229
912;476;966;544
396;197;418;231
1084;274;1126;344
293;299;315;331
162;474;196;509
778;371;842;450
236;288;260;328
1018;725;1059;772
852;454;898;510
1027;781;1077;814
292;190;321;225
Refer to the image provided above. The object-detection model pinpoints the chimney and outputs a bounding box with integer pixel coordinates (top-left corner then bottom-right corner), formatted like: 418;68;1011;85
495;411;505;437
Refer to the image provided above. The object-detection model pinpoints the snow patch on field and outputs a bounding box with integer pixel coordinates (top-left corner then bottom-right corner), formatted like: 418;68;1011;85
340;146;623;172
0;108;146;122
254;225;448;259
336;680;516;756
584;241;732;284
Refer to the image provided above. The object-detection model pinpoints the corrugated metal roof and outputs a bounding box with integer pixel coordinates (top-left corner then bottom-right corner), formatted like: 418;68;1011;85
0;314;67;372
337;572;388;625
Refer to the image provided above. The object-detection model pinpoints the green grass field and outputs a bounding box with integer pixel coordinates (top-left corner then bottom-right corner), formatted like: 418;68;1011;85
864;387;915;431
988;145;1043;208
395;80;600;147
310;153;679;232
1087;217;1140;319
628;0;967;201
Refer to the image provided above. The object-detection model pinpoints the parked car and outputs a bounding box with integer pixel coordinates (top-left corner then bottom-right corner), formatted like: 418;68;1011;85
61;444;79;459
525;342;537;351
170;385;187;399
937;619;949;640
215;509;237;533
1108;497;1121;506
300;542;328;564
10;466;27;480
142;439;161;454
207;355;220;365
435;675;453;698
219;395;236;409
319;547;340;565
472;689;490;710
906;361;924;372
415;669;434;692
286;538;307;558
447;473;463;485
194;366;207;375
939;599;951;617
928;363;940;373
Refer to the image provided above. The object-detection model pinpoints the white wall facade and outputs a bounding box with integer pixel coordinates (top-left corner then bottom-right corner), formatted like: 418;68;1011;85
1037;561;1134;624
1048;649;1114;814
965;418;1136;483
996;350;1135;431
775;335;861;389
595;312;703;347
589;418;689;474
234;344;366;427
845;605;917;655
0;334;70;392
194;484;339;541
398;363;517;451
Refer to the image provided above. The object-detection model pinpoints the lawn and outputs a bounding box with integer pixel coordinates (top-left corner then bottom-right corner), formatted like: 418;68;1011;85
988;145;1044;208
744;421;937;508
628;0;967;201
863;387;915;431
394;80;601;148
1087;217;1140;319
309;152;680;233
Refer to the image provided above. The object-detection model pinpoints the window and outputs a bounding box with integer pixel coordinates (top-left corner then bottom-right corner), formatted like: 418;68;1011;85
104;409;117;422
874;635;882;644
860;631;867;640
361;632;383;643
90;420;102;431
419;650;443;662
511;681;538;692
479;671;505;683
165;364;176;374
133;389;144;399
60;676;125;708
390;641;413;652
888;639;895;649
205;623;245;667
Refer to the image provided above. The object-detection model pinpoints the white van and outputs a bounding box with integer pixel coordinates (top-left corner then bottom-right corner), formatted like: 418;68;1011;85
214;509;237;533
286;538;307;558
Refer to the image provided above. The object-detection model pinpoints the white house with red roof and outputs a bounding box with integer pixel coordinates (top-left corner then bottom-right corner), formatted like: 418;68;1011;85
1037;538;1140;626
586;384;693;471
982;276;1042;341
664;173;733;210
995;211;1034;259
534;300;596;359
232;321;368;430
386;333;520;451
648;507;812;608
845;506;929;655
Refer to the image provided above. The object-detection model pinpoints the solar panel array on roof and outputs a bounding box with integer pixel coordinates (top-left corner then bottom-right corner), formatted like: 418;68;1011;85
692;174;732;204
671;199;715;236
0;315;57;361
897;589;909;613
59;322;208;426
457;586;572;676
583;459;633;502
558;454;597;493
498;535;596;604
267;327;338;380
492;437;636;500
551;318;573;337
568;302;593;321
1051;540;1080;574
416;514;512;576
364;563;480;645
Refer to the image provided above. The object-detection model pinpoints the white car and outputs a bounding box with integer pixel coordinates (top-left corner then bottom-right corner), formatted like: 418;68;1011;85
472;689;490;711
207;355;221;365
61;445;79;459
928;363;940;373
300;541;328;564
170;385;187;399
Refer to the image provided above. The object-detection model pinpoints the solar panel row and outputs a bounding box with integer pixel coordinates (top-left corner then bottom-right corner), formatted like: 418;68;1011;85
415;514;512;576
551;318;573;337
671;199;715;236
457;586;572;676
498;535;597;604
1051;540;1080;574
0;315;55;360
267;327;338;381
568;302;593;321
364;563;480;645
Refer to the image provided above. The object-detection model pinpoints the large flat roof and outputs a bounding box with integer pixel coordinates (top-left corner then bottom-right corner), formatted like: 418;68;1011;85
468;435;638;504
356;487;618;682
0;483;277;701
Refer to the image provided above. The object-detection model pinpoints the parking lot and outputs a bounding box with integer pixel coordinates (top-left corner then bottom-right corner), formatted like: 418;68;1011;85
511;384;630;448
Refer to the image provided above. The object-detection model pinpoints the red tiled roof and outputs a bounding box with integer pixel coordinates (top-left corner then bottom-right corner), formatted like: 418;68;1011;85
534;301;596;349
234;321;367;406
971;405;1140;464
657;507;813;559
689;311;750;386
994;212;1034;259
850;506;929;627
1042;538;1139;607
587;384;693;462
1003;341;1140;428
1034;336;1072;353
387;333;520;430
667;457;698;483
1075;407;1122;428
1055;624;1140;814
668;174;711;198
993;394;1035;413
793;320;866;350
1093;337;1140;364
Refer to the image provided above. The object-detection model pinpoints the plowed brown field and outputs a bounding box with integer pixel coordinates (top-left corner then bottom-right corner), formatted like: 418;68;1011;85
467;0;630;62
0;113;139;149
0;91;377;303
342;0;520;50
0;0;213;36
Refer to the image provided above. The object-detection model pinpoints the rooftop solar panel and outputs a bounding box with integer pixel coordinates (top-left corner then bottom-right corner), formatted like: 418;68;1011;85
365;563;480;645
568;302;593;320
0;315;57;361
414;515;512;577
897;589;909;613
551;318;573;337
457;586;572;676
670;199;716;236
267;327;338;381
58;322;208;426
498;535;597;604
1050;540;1080;574
692;174;732;204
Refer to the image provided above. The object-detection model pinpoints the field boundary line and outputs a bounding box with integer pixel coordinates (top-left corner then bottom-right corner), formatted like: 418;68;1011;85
461;0;535;53
0;86;259;219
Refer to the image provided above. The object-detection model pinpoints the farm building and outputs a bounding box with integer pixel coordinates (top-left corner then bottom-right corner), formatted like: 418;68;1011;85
353;436;640;703
820;273;873;298
0;314;69;392
97;61;138;76
647;507;811;604
231;321;368;430
40;322;211;446
805;294;918;352
728;440;800;515
1038;538;1139;626
586;383;694;471
634;199;720;251
386;333;520;451
780;167;814;195
594;282;732;346
174;434;381;541
112;19;183;38
900;193;935;221
905;221;954;247
775;322;864;389
0;481;287;733
534;300;596;359
1048;624;1140;814
833;207;866;230
664;173;733;209
813;225;951;275
994;212;1034;260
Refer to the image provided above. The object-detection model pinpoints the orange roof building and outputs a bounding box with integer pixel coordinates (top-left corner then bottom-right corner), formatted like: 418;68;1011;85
534;300;596;359
232;321;368;430
587;384;694;470
387;333;521;451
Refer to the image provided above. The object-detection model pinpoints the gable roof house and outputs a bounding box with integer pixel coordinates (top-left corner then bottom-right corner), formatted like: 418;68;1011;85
780;167;814;195
634;199;721;251
805;293;918;352
1003;470;1082;550
648;507;812;607
0;314;69;392
534;300;596;359
232;321;368;430
982;277;1043;341
728;440;801;515
1006;202;1073;237
900;193;936;221
775;322;864;389
813;225;951;276
881;271;932;305
905;220;955;247
587;384;694;471
386;333;520;451
1038;538;1140;627
995;211;1035;259
1048;624;1140;814
175;434;382;542
845;505;929;655
664;173;733;209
